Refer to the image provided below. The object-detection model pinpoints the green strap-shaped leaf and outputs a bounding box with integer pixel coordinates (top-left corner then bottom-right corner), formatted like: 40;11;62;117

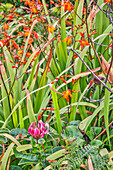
47;148;65;160
0;133;21;146
104;82;111;149
1;143;15;170
70;47;89;121
26;89;36;124
19;103;24;129
50;84;62;140
34;47;53;113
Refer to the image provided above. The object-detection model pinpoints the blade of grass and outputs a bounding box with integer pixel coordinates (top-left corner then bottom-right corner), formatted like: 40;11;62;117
60;101;97;114
34;47;53;113
0;64;12;128
96;24;112;52
50;84;62;141
0;133;21;145
70;46;89;121
19;103;24;129
26;89;36;124
104;82;111;149
61;1;67;61
73;0;79;36
85;102;104;131
42;0;51;25
1;143;15;170
75;0;84;49
77;84;90;120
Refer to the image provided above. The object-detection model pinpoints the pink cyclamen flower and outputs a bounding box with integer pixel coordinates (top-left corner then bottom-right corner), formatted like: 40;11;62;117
28;120;49;140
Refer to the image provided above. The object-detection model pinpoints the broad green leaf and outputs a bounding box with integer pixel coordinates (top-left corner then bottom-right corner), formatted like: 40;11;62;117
90;140;102;148
100;148;108;157
31;163;43;170
16;144;32;152
62;125;83;140
9;166;22;170
10;128;27;138
14;147;38;161
18;159;37;165
0;136;7;144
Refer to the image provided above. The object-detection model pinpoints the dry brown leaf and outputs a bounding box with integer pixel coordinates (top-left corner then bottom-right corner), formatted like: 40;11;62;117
88;155;94;170
80;164;87;170
84;3;105;32
100;55;110;73
100;55;113;83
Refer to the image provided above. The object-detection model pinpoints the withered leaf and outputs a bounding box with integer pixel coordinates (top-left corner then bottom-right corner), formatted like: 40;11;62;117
88;155;94;170
100;55;113;84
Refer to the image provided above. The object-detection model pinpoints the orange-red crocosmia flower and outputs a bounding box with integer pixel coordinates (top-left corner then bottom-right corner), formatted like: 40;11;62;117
9;60;14;64
92;55;95;59
11;40;19;49
62;36;72;46
48;25;55;34
109;33;113;37
78;39;90;50
38;112;42;121
18;50;23;55
105;0;110;3
24;31;29;37
62;1;73;12
3;23;10;30
31;7;38;14
91;31;97;35
89;79;94;86
81;40;90;46
79;32;84;38
62;89;73;102
50;0;54;4
12;66;18;68
51;77;59;84
72;78;77;85
59;76;67;84
42;108;55;111
34;31;39;39
28;38;33;44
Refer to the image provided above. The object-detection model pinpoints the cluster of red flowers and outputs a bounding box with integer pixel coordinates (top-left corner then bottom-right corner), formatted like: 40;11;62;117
0;0;50;70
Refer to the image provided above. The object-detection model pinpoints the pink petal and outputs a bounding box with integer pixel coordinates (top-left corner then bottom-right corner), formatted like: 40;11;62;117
45;123;49;134
34;128;39;139
35;122;37;128
40;132;45;138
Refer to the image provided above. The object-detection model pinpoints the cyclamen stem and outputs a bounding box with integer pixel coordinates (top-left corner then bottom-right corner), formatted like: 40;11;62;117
71;49;113;93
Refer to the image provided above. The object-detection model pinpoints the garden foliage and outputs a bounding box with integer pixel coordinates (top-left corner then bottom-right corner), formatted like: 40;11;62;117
0;0;113;169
